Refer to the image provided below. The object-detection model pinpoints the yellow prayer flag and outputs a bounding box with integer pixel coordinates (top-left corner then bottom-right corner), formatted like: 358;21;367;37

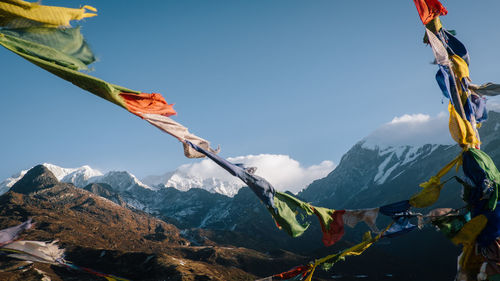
449;103;480;147
0;0;97;28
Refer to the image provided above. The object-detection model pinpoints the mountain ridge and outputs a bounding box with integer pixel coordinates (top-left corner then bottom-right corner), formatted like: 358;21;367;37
0;165;310;280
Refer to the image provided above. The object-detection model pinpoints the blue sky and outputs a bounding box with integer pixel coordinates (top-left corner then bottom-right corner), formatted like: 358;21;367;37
1;0;500;180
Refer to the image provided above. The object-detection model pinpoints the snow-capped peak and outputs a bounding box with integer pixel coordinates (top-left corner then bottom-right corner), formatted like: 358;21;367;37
41;163;103;187
88;171;156;192
0;170;27;195
143;154;335;197
361;112;454;150
0;163;154;195
164;171;243;197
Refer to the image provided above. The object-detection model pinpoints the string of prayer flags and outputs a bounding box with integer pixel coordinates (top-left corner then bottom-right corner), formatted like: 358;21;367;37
186;140;277;210
421;11;500;277
268;205;486;280
421;10;486;148
0;12;218;158
3;1;500;279
0;30;176;116
186;140;356;243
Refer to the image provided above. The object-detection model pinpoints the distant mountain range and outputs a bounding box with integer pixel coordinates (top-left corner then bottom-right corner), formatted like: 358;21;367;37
0;165;309;281
3;111;500;280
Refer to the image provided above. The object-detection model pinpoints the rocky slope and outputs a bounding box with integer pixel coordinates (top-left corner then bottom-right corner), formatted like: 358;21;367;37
0;166;309;281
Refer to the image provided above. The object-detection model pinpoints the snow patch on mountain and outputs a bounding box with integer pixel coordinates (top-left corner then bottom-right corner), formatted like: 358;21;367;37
144;154;335;196
362;112;454;150
358;112;457;185
370;143;443;185
165;172;240;196
41;163;102;182
88;171;156;191
40;163;104;187
0;170;27;195
0;163;154;195
1;163;103;195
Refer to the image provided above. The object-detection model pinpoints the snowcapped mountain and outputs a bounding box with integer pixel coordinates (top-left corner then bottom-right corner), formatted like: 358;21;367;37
143;170;243;197
88;171;156;192
300;111;500;209
3;154;332;198
0;163;154;195
0;170;27;195
43;163;103;187
142;154;334;197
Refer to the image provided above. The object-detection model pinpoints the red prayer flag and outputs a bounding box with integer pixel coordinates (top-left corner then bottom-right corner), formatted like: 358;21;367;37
413;0;448;25
120;92;176;117
272;265;310;280
316;209;346;247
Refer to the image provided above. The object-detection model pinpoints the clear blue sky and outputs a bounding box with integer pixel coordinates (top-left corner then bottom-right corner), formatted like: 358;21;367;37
1;0;500;180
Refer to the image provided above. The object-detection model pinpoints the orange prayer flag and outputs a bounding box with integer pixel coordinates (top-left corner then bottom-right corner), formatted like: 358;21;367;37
413;0;447;25
119;92;176;117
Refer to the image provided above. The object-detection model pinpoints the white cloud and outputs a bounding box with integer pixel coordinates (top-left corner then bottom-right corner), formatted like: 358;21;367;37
390;113;430;124
175;154;335;194
362;112;454;149
486;96;500;113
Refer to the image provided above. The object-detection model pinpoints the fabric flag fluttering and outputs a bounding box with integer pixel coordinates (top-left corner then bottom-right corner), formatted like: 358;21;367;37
414;1;500;279
0;219;33;246
186;139;353;243
0;0;97;28
143;113;220;159
1;240;64;264
0;2;218;158
470;83;500;97
413;0;447;25
0;26;95;70
343;208;380;233
0;228;130;280
0;29;176;115
3;1;500;280
186;139;314;237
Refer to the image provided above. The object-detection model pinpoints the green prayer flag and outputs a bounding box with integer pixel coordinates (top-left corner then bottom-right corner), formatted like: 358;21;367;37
469;148;500;210
0;30;138;109
272;192;314;237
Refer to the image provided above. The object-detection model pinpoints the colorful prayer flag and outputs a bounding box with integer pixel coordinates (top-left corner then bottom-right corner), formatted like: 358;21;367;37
413;0;447;25
0;0;97;28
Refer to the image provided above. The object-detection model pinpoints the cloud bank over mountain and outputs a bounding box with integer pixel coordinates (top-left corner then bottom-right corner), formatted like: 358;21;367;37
362;112;454;149
173;154;335;194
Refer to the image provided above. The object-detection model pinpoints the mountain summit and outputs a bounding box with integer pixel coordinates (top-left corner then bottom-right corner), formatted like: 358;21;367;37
0;166;307;280
10;165;59;194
